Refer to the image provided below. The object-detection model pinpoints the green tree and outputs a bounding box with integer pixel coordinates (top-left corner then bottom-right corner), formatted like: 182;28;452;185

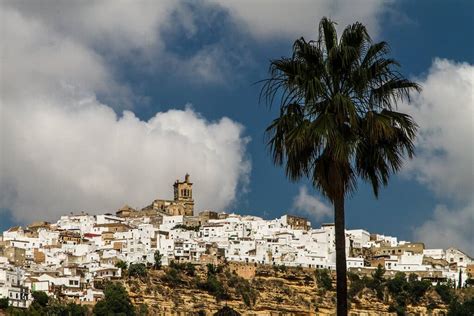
386;272;407;294
31;291;49;308
93;282;135;316
0;298;8;309
315;269;333;291
128;263;148;278
47;301;88;316
115;260;128;270
154;250;163;269
260;18;419;314
435;282;455;304
448;297;474;316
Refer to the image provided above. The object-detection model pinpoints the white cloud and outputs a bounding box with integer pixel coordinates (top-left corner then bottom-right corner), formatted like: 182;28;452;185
0;97;250;222
401;59;474;255
1;0;173;55
403;59;474;202
212;0;389;39
0;0;391;223
0;3;251;223
414;204;473;255
293;186;332;221
1;1;392;86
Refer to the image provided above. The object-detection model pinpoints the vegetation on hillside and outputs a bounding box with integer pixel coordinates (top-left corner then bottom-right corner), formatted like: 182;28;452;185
1;263;472;315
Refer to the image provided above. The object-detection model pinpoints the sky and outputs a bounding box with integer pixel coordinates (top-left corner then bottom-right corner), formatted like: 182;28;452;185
1;0;473;254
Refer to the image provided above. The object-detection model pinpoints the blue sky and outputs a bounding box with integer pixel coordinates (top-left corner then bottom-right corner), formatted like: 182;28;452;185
1;0;473;254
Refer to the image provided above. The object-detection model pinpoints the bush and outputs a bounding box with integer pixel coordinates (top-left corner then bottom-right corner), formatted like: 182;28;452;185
48;302;88;316
384;271;432;306
206;263;223;276
128;263;148;278
0;298;8;309
163;268;183;286
93;282;135;316
201;274;228;301
435;282;455;304
315;269;333;291
228;274;258;307
31;291;49;307
170;261;196;276
386;272;407;295
407;279;431;303
115;260;128;270
154;250;163;269
348;276;370;300
448;297;474;316
367;265;386;300
138;303;149;316
213;306;241;316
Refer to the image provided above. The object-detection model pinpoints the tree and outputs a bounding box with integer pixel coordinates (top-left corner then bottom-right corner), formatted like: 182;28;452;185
214;305;241;316
128;263;148;278
154;250;163;269
47;301;88;316
93;282;135;316
260;17;419;315
315;269;333;291
0;298;8;309
115;260;128;270
448;297;474;316
31;291;49;309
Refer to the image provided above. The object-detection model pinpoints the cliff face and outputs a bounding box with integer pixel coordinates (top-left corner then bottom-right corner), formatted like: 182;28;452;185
120;263;449;315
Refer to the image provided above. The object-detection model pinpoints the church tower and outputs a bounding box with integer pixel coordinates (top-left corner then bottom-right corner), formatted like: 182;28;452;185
173;174;194;216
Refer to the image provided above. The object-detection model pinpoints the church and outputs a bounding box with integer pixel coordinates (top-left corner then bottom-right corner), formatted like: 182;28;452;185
116;174;194;218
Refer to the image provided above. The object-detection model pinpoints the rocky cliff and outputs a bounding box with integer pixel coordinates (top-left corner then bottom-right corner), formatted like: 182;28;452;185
119;263;452;315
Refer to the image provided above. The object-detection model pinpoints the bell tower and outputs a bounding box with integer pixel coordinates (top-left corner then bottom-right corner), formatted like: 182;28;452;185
173;174;194;215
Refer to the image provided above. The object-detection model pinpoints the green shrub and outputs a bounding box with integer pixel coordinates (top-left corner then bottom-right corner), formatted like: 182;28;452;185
448;297;474;316
227;274;258;307
31;291;49;308
128;263;148;278
213;305;241;316
0;298;8;309
407;279;431;303
169;261;196;276
163;267;183;285
315;269;333;291
93;283;135;316
435;282;455;304
202;274;228;301
115;260;128;270
348;276;370;299
154;250;163;269
386;272;407;295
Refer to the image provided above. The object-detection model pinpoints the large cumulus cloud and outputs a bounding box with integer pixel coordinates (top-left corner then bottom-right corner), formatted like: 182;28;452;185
0;3;250;222
0;1;391;223
1;98;250;221
402;59;474;255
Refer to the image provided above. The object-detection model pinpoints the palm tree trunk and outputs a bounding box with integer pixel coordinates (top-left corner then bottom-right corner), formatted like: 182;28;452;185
334;194;348;315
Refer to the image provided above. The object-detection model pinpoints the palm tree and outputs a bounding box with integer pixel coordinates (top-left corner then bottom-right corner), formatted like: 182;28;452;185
260;17;420;315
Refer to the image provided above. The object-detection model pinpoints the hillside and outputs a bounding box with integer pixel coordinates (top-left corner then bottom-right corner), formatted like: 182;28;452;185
118;262;459;315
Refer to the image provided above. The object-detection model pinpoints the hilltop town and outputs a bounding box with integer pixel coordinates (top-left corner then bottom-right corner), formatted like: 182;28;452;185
0;175;472;311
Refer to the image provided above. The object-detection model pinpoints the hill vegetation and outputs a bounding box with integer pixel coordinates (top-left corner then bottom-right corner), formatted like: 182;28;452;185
1;263;473;315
